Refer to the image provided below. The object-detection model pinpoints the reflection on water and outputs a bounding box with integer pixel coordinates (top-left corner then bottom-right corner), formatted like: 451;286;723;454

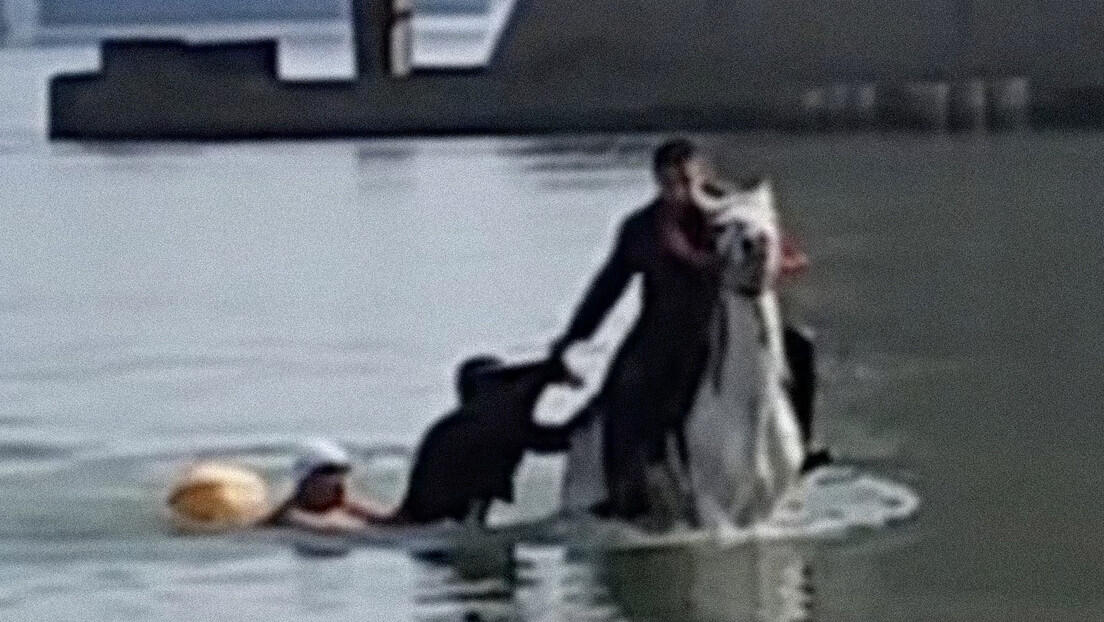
502;136;655;173
404;541;814;622
413;543;521;621
585;544;813;622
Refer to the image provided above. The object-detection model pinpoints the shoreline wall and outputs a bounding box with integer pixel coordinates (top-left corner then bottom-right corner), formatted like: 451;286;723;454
48;0;1104;139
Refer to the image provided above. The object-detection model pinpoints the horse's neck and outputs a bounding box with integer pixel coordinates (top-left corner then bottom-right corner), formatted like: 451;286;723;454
713;289;787;379
756;292;787;374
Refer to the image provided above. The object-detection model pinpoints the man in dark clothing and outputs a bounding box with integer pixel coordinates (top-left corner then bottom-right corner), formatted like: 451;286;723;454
549;139;720;519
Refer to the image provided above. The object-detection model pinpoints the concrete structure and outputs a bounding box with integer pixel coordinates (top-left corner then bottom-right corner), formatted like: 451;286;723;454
39;0;485;25
899;82;952;130
989;77;1031;129
948;79;988;131
40;0;344;25
48;0;1104;139
3;0;38;46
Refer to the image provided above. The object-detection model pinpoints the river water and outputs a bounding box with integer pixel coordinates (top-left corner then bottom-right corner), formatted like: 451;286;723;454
1;47;1102;621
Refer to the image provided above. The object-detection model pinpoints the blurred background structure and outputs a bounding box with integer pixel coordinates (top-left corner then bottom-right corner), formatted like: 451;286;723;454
37;0;1104;139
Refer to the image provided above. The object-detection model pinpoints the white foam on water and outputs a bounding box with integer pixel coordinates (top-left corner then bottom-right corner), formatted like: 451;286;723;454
213;464;917;556
558;465;919;552
766;465;919;534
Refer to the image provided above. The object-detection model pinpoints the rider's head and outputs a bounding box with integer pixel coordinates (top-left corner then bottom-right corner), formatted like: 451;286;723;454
653;138;710;208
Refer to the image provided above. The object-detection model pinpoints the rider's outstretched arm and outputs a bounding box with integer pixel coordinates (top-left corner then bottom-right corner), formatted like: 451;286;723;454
555;224;634;351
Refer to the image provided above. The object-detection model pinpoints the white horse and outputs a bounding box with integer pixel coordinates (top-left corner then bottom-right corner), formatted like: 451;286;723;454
560;179;803;529
685;178;804;528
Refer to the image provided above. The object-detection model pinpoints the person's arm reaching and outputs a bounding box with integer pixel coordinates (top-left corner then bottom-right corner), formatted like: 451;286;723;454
280;508;367;533
526;421;574;453
526;403;600;453
551;223;634;357
345;500;391;523
258;498;294;527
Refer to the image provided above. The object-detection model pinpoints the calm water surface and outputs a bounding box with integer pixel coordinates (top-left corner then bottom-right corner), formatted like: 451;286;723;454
1;48;1102;621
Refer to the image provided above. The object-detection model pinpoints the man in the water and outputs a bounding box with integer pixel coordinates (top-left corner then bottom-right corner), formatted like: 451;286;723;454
265;357;578;531
263;439;386;530
549;138;721;519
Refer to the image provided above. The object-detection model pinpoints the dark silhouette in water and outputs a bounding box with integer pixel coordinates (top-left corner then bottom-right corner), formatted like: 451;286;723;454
784;325;833;472
551;141;721;520
259;357;582;530
393;356;581;525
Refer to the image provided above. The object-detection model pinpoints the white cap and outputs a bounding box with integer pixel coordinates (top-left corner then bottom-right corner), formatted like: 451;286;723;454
292;438;352;483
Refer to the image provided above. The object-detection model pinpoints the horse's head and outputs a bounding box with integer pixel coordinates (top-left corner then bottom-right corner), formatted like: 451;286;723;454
692;178;781;297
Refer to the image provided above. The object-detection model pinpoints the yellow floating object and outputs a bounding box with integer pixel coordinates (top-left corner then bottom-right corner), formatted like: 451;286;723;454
167;462;271;532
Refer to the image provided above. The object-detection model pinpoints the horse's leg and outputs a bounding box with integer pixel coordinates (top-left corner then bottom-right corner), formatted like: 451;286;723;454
663;430;701;527
783;324;816;448
465;498;491;529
